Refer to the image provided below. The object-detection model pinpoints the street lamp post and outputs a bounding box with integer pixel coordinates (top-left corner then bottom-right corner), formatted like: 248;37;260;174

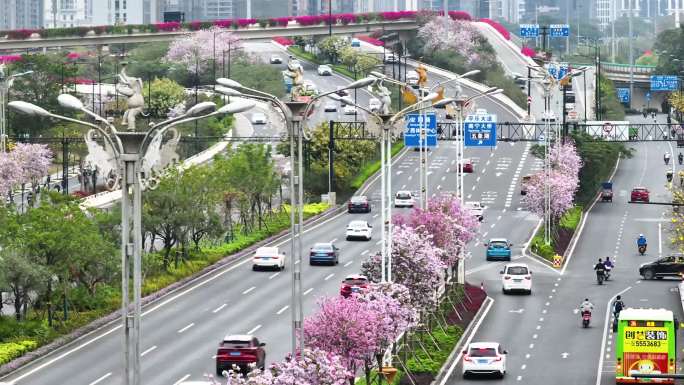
0;68;32;152
216;76;374;355
9;92;254;385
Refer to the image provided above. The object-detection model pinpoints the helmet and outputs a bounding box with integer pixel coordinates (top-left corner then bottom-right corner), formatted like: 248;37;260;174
616;295;621;300
639;234;644;237
585;298;589;302
605;256;611;260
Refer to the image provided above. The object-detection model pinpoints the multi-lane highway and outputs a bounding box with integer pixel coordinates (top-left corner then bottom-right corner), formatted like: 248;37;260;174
1;42;535;384
447;113;684;385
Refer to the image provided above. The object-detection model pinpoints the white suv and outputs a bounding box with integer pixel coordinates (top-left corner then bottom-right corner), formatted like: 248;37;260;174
394;191;415;208
317;65;333;76
462;342;507;378
500;263;532;294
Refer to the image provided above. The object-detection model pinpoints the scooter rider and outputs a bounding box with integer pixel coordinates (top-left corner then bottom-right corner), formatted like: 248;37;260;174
594;258;607;282
604;257;614;279
637;234;647;250
580;298;594;314
679;152;683;165
613;295;625;317
665;152;672;165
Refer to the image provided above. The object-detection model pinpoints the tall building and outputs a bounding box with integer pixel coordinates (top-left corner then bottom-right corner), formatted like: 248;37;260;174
0;0;45;30
489;0;525;22
233;0;288;18
44;0;90;28
92;0;144;25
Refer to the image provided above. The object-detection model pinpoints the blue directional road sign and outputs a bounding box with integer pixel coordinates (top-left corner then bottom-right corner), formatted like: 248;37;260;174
616;88;630;104
650;75;679;91
549;24;570;37
404;113;437;147
519;24;540;37
557;63;569;80
464;113;497;147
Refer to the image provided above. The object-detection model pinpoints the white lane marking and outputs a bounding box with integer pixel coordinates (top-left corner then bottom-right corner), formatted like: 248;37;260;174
525;353;531;359
177;323;195;333
330;238;337;243
173;375;190;385
269;272;280;280
658;222;662;257
276;305;289;315
4;148;420;383
324;273;335;281
536;325;541;330
242;286;256;295
372;214;379;218
490;223;496;228
344;260;353;267
521;364;527;370
247;324;262;334
517;376;523;381
376;240;382;245
441;176;446;181
141;345;157;357
88;373;112;385
212;303;227;313
438;298;494;385
295;260;300;265
529;344;534;349
532;334;538;339
361;249;369;255
595;286;632;385
303;288;313;296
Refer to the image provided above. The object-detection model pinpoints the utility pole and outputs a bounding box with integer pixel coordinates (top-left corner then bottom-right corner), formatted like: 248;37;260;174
596;44;601;120
540;25;549;55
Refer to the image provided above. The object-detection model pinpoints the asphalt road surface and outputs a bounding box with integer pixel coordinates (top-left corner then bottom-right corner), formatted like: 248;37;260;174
449;117;684;385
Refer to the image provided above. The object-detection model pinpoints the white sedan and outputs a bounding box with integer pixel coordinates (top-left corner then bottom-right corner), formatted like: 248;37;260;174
500;263;532;294
345;220;372;241
252;246;285;271
462;342;507;378
317;65;333;76
324;102;337;112
394;191;415;208
251;112;267;125
343;105;357;115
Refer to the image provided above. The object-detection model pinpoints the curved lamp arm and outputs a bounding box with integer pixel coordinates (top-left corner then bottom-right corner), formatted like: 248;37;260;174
8;101;124;161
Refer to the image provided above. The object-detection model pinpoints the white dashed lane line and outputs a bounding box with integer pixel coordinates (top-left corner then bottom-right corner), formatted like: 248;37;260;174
303;288;313;296
177;323;194;333
212;303;227;313
141;345;157;357
276;305;289;315
242;286;256;295
247;324;262;334
88;373;112;385
173;375;190;385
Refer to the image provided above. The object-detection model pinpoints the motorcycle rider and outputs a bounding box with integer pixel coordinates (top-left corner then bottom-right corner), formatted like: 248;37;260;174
594;258;607;282
580;298;594;315
637;234;647;251
604;257;614;279
665;152;672;165
613;295;625;317
679;152;683;165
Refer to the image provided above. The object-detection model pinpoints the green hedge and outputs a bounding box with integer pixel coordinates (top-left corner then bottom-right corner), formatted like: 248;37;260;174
573;133;631;206
530;206;583;262
0;340;38;365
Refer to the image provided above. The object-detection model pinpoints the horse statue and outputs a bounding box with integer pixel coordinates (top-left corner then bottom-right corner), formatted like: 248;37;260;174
368;79;392;115
116;66;145;130
416;64;428;88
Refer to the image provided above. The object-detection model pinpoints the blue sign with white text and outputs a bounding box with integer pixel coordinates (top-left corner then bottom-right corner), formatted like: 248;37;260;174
464;113;497;147
650;75;679;91
519;24;540;37
546;63;568;80
404;113;437;147
617;88;630;104
549;24;570;37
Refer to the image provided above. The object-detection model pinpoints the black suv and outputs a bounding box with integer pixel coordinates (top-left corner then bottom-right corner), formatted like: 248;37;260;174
639;255;684;279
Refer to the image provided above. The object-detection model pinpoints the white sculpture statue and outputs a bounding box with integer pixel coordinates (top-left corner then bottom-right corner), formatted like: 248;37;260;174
368;79;391;115
83;130;120;190
116;66;145;130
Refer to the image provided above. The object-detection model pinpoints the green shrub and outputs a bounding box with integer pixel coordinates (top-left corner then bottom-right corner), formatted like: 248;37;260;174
559;206;582;230
531;234;555;261
0;340;38;365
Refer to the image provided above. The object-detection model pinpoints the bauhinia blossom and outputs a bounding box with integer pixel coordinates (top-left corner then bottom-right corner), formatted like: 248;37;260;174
165;27;241;73
549;140;582;181
10;143;53;186
361;225;445;312
394;194;479;266
521;170;576;220
0;151;21;198
219;348;350;385
418;16;481;65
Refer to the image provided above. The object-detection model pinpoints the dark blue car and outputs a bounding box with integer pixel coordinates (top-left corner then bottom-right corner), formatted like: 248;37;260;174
309;242;340;265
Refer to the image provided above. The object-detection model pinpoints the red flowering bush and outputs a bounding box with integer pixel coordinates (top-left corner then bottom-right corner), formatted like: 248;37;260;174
521;46;536;57
338;13;356;24
295;15;322;26
66;52;81;60
0;55;22;63
356;35;384;47
213;19;232;28
153;22;181;32
273;36;294;46
7;29;35;39
236;18;256;27
189;21;203;31
379;11;417;20
448;10;472;21
479;18;510;40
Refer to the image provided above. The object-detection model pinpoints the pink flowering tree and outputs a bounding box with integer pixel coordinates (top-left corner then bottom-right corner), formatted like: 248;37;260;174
521;170;576;221
549;140;582;182
394;194;478;267
418;17;481;65
357;282;417;352
10;143;53;190
361;225;445;312
0;151;22;200
219;348;349;385
303;295;383;384
165;26;241;73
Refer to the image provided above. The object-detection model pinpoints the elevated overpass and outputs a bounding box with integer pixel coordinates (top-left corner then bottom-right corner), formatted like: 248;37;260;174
0;19;418;51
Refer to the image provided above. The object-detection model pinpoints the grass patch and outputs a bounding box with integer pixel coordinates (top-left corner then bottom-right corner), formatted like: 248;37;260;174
559;206;582;230
288;46;320;65
351;142;405;190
